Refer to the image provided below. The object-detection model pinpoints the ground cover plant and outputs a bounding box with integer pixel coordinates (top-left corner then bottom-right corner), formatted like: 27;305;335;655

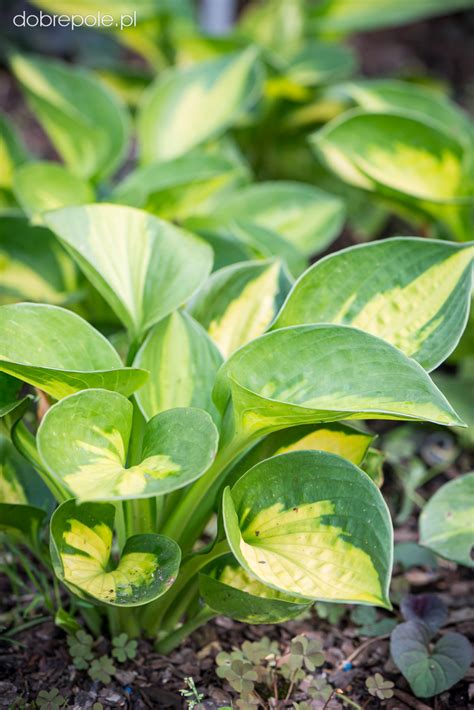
1;0;474;707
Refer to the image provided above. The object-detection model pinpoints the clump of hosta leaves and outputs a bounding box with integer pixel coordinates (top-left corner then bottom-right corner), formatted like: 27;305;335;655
216;634;330;708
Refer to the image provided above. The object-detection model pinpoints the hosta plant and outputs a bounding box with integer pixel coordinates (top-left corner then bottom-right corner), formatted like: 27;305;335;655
0;202;472;649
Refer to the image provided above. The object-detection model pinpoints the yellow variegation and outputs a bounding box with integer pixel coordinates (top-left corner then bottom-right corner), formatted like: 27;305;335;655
38;389;219;501
273;238;474;371
190;260;291;357
223;451;393;606
50;500;180;606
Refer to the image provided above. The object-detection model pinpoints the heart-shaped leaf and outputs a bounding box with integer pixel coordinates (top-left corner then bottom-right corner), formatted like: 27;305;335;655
112;151;246;220
227;422;373;488
50;500;180;606
199;553;311;623
214;324;463;441
419;472;474;567
391;621;472;697
222;450;393;606
134;311;223;424
38;389;218;501
400;594;448;634
207;181;345;257
0;216;75;306
10;53;130;181
13;161;94;222
273;238;474;371
189;260;291;357
138;48;262;163
44;204;213;338
0;303;146;399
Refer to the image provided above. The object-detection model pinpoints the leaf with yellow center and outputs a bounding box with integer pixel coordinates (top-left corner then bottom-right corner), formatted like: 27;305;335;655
50;500;180;607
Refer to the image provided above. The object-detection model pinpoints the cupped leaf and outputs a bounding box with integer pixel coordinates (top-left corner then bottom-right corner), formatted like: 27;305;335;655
207;181;345;257
227;422;373;488
189;260;291;357
391;621;472;698
273;238;474;371
13;161;94;222
0;216;76;306
10;53;130;182
419;473;474;567
138;48;262;163
199;553;311;623
44;204;213;337
112;151;247;221
0;114;29;192
134;311;223;424
0;303;146;399
50;500;180;606
0;503;46;551
312;110;470;205
38;389;218;501
222;450;393;606
214;324;463;440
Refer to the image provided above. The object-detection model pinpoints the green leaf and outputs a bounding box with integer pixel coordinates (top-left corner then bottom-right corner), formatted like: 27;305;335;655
419;473;474;567
10;53;130;182
38;389;218;501
13;161;94;223
214;324;463;441
0;503;46;550
391;621;472;698
112;151;247;221
50;499;181;606
189;260;291;357
313;110;470;204
239;0;305;51
0;216;76;305
44;204;213;338
134;311;223;424
433;372;474;446
278;41;356;87
0;114;29;191
273;238;474;371
207;181;345;257
138;48;262;163
340;80;472;146
0;303;146;399
311;0;474;33
227;422;373;488
222;450;393;606
199;553;310;623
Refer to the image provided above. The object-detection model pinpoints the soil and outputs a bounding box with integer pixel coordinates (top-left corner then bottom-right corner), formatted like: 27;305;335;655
1;6;474;710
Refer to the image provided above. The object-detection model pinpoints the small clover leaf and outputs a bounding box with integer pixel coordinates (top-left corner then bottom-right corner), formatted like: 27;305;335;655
308;676;332;702
315;602;347;624
36;688;66;710
366;673;395;699
216;659;258;694
67;630;94;670
241;637;277;664
88;655;116;684
112;633;138;662
290;635;325;672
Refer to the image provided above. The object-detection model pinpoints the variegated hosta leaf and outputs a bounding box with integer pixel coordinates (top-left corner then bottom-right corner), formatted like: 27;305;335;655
50;500;180;606
199;553;311;623
13;161;94;223
214;324;462;440
312;111;473;237
134;311;223;424
10;53;130;182
273;238;474;371
44;204;213;338
0;303;146;400
189;260;291;358
38;389;218;501
227;422;373;488
206;181;345;257
138;48;262;163
0;503;46;551
112;151;247;221
341;80;472;147
0;216;75;306
223;450;393;606
0;114;28;192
